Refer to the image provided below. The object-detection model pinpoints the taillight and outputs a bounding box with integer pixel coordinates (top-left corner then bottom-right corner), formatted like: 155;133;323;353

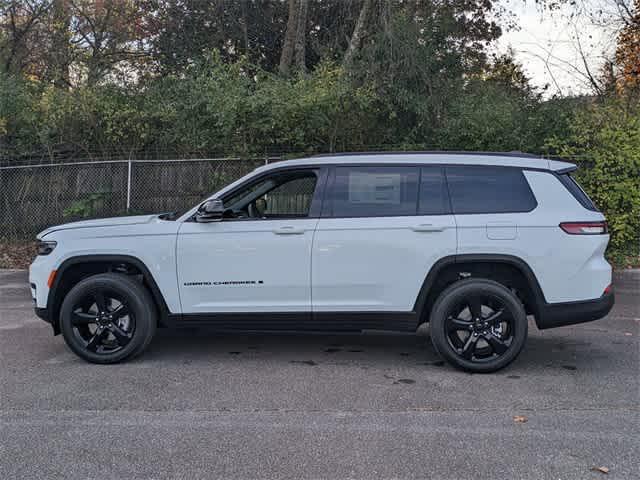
559;221;608;235
603;284;613;295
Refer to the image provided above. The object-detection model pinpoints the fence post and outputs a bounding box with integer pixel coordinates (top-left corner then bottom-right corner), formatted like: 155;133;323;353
126;159;132;212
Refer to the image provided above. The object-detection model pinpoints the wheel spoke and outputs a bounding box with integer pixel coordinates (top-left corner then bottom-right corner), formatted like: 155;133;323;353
110;304;129;321
71;311;97;326
468;296;483;320
93;291;107;313
447;317;472;332
86;327;106;352
485;334;509;355
460;334;478;360
485;309;504;325
108;324;131;346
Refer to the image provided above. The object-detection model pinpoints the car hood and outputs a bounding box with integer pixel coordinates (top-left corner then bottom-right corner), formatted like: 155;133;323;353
38;214;161;238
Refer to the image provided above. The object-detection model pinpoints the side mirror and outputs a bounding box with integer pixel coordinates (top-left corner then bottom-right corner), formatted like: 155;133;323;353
196;199;225;222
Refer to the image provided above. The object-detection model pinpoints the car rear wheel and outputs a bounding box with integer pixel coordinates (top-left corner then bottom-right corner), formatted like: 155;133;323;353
429;279;528;373
59;273;157;364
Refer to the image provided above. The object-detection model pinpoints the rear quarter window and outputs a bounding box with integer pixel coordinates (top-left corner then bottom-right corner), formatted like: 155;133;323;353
445;166;537;214
556;173;599;211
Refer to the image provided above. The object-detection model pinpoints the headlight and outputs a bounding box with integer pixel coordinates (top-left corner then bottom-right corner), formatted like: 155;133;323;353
36;240;57;256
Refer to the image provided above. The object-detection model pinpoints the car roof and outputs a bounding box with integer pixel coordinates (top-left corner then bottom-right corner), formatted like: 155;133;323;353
253;152;575;173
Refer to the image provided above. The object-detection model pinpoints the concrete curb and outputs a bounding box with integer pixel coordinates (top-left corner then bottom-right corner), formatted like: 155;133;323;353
613;268;640;279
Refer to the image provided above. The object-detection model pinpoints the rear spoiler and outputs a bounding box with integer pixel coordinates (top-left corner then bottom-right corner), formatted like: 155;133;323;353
548;159;577;174
555;165;578;174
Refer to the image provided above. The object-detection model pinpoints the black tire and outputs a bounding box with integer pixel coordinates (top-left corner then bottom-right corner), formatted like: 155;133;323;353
59;273;157;364
429;278;528;373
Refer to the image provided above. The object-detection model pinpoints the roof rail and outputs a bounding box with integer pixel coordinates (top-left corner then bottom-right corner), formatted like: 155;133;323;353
311;150;542;159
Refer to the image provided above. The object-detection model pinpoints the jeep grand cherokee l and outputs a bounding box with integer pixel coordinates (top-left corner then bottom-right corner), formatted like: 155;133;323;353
29;152;614;372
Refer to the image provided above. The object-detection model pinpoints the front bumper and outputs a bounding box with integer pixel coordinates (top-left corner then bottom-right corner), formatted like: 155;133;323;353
34;306;60;334
535;291;615;330
34;307;49;323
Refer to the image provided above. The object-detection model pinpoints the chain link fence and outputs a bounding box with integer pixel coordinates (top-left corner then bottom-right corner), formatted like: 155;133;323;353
0;157;278;241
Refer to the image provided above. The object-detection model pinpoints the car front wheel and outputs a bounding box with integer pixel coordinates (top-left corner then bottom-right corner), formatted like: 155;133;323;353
59;273;157;364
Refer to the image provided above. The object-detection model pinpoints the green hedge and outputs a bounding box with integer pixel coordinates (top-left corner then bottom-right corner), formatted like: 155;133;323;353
548;100;640;264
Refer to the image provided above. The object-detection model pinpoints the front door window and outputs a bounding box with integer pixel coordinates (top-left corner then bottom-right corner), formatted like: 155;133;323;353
223;171;318;219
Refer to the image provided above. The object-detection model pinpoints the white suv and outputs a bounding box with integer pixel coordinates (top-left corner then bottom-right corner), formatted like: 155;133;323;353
29;152;614;372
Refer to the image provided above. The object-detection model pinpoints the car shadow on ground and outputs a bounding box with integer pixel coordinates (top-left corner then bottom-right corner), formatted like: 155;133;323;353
146;327;438;363
136;324;621;373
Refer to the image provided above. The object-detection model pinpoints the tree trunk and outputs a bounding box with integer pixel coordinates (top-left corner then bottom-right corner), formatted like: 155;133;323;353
87;32;103;86
241;0;250;56
293;0;308;72
279;0;298;75
50;0;71;87
343;0;373;67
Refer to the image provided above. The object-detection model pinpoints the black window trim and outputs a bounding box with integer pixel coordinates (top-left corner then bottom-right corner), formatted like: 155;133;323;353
321;163;539;219
418;165;452;215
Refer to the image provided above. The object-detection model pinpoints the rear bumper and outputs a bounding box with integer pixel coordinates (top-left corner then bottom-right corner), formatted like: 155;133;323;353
535;292;614;330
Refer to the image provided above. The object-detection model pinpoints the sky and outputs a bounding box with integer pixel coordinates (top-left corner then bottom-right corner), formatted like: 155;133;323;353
495;0;620;96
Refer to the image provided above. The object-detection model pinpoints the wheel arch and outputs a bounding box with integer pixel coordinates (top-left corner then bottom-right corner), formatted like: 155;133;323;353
414;254;547;324
47;254;170;334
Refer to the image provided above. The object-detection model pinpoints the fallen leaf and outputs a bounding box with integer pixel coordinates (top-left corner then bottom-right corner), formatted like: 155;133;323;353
590;466;609;474
513;415;527;423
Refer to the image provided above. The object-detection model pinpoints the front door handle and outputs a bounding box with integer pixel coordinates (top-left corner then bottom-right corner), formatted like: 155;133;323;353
411;224;445;232
272;226;305;235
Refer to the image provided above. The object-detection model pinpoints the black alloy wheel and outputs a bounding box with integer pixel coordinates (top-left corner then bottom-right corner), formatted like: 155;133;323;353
70;290;135;354
59;273;156;364
430;279;528;372
444;294;513;363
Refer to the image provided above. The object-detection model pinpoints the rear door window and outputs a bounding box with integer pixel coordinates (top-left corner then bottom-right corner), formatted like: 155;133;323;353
330;166;419;217
445;166;537;214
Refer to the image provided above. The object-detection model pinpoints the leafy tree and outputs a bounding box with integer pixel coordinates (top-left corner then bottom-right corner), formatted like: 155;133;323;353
143;0;289;74
614;0;640;95
348;1;502;145
0;0;53;76
0;71;39;154
68;0;149;85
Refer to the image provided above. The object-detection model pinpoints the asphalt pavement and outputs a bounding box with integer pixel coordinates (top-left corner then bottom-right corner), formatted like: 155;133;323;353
1;269;638;479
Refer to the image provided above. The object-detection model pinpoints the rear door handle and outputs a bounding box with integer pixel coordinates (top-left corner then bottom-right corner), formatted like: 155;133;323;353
272;226;305;235
411;224;445;232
